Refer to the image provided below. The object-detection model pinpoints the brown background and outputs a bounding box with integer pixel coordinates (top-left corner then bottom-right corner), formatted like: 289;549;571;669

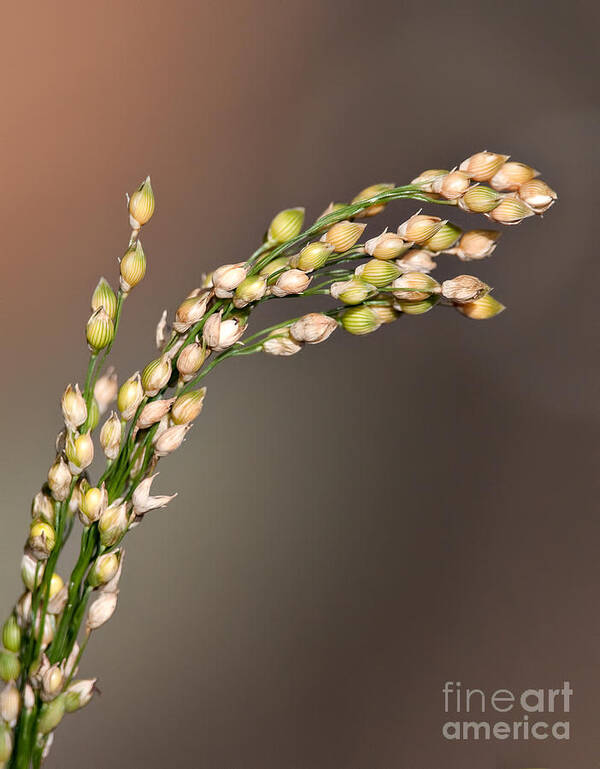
0;0;598;767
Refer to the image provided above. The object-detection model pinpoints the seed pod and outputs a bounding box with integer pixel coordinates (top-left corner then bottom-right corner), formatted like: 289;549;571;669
91;277;118;320
48;574;64;600
120;241;146;293
61;384;87;431
41;663;64;702
441;275;489;303
94;368;118;414
410;169;448;192
397;214;445;244
233;275;268;308
79;485;108;526
356;259;402;288
432;170;471;200
2;617;21;654
129;176;155;229
340;306;381;336
392;272;440;301
267;207;305;244
322;221;366;252
99;412;122;461
487;195;535;225
458;185;503;213
396;249;437;274
0;722;13;761
141;356;172;397
32;492;55;526
490;161;538;191
394;296;440;315
136;398;175;430
0;651;20;683
47;457;72;501
171;388;206;425
370;301;400;325
38;695;66;734
15;593;32;626
271;269;311;297
47;584;68;615
176;341;209;379
330;278;377;305
517;179;557;213
88;551;121;588
262;328;303;356
258;255;290;277
118;373;144;419
447;229;500;260
172;290;212;333
212;263;248;299
456;294;505;319
28;521;56;560
459;151;510;181
153;424;191;457
290;313;338;344
132;474;177;515
289;242;333;272
66;431;94;473
21;554;44;592
86;308;114;352
0;681;21;726
351;183;394;217
64;679;96;713
98;501;129;547
364;230;410;260
86;592;118;633
423;222;462;252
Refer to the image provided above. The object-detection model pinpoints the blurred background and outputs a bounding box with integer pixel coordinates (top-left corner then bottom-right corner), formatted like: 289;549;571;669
0;0;598;766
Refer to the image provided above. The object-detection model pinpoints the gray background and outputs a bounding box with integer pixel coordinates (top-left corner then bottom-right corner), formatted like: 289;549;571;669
0;0;598;766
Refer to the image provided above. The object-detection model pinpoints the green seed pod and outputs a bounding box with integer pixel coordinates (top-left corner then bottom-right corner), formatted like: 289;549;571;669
66;431;94;473
98;501;129;547
86;308;115;352
395;296;440;315
351;183;394;217
330;278;377;306
120;240;147;293
64;680;96;713
459;185;502;213
290;242;333;272
141;356;172;397
129;176;155;228
171;388;207;425
91;277;118;320
424;222;462;252
0;651;21;682
398;214;444;244
392;272;441;302
2;616;21;653
0;722;13;762
267;207;305;244
233;275;268;308
410;168;448;192
38;695;66;735
358;259;402;288
259;255;290;278
341;306;381;336
88;551;121;588
456;294;505;319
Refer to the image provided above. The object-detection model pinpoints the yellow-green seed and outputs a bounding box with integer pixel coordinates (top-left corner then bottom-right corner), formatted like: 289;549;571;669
291;242;333;272
2;616;21;653
86;309;115;352
259;256;290;278
461;186;502;213
38;696;66;734
0;722;13;762
91;277;118;320
120;241;147;291
396;296;439;315
359;259;401;288
341;306;380;336
0;650;21;682
424;223;462;252
267;208;305;244
456;295;506;319
171;388;206;424
129;176;155;227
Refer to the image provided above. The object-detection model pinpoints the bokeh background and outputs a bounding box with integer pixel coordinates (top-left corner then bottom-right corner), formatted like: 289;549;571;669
1;0;598;766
